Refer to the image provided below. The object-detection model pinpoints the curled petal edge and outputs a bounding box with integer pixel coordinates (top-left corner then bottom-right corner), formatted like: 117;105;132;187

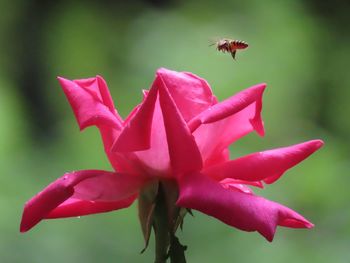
58;77;122;131
177;173;314;242
203;140;324;183
188;83;266;136
20;170;142;232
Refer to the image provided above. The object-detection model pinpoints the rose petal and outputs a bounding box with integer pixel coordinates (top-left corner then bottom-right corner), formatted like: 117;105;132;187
220;181;255;194
177;173;314;241
20;170;144;232
46;196;136;219
191;84;266;164
111;80;158;152
58;76;139;173
220;178;264;189
58;77;122;131
95;121;143;174
201;148;230;168
219;178;264;194
96;76;118;113
156;68;216;122
134;98;170;174
158;73;203;175
70;171;144;201
203;140;324;183
74;76;118;115
188;83;266;134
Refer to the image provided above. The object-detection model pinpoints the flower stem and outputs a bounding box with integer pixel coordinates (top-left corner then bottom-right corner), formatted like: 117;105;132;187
153;183;170;263
152;181;187;263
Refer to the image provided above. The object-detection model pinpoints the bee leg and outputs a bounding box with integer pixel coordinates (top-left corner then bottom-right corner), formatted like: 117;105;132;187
230;50;237;60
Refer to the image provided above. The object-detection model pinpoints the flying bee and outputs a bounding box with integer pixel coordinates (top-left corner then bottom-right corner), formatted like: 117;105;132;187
210;38;248;60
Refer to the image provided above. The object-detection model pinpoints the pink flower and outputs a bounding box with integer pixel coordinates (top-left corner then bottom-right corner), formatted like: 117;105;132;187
20;68;323;242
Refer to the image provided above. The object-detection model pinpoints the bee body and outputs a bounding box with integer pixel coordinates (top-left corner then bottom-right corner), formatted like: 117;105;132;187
213;39;248;60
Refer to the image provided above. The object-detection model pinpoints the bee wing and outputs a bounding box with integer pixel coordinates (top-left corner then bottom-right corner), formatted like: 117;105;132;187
208;36;222;47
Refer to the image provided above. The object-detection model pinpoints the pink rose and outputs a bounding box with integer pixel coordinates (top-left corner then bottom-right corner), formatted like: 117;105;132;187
20;68;323;243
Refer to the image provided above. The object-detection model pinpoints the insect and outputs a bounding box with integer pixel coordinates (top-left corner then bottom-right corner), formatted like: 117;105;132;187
210;38;248;60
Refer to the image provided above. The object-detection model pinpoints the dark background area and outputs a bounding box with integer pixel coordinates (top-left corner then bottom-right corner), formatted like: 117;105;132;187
0;0;349;262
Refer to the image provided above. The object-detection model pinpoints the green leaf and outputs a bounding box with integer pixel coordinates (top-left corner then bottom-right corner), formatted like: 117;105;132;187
138;180;159;252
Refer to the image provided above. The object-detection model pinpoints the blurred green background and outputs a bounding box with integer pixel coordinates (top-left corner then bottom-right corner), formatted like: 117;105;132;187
0;0;349;262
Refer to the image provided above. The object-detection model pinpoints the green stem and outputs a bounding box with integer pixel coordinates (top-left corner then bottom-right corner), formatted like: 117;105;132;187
153;184;170;263
152;181;187;263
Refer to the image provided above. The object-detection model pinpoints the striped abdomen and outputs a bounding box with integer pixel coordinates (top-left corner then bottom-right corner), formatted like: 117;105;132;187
229;40;248;50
